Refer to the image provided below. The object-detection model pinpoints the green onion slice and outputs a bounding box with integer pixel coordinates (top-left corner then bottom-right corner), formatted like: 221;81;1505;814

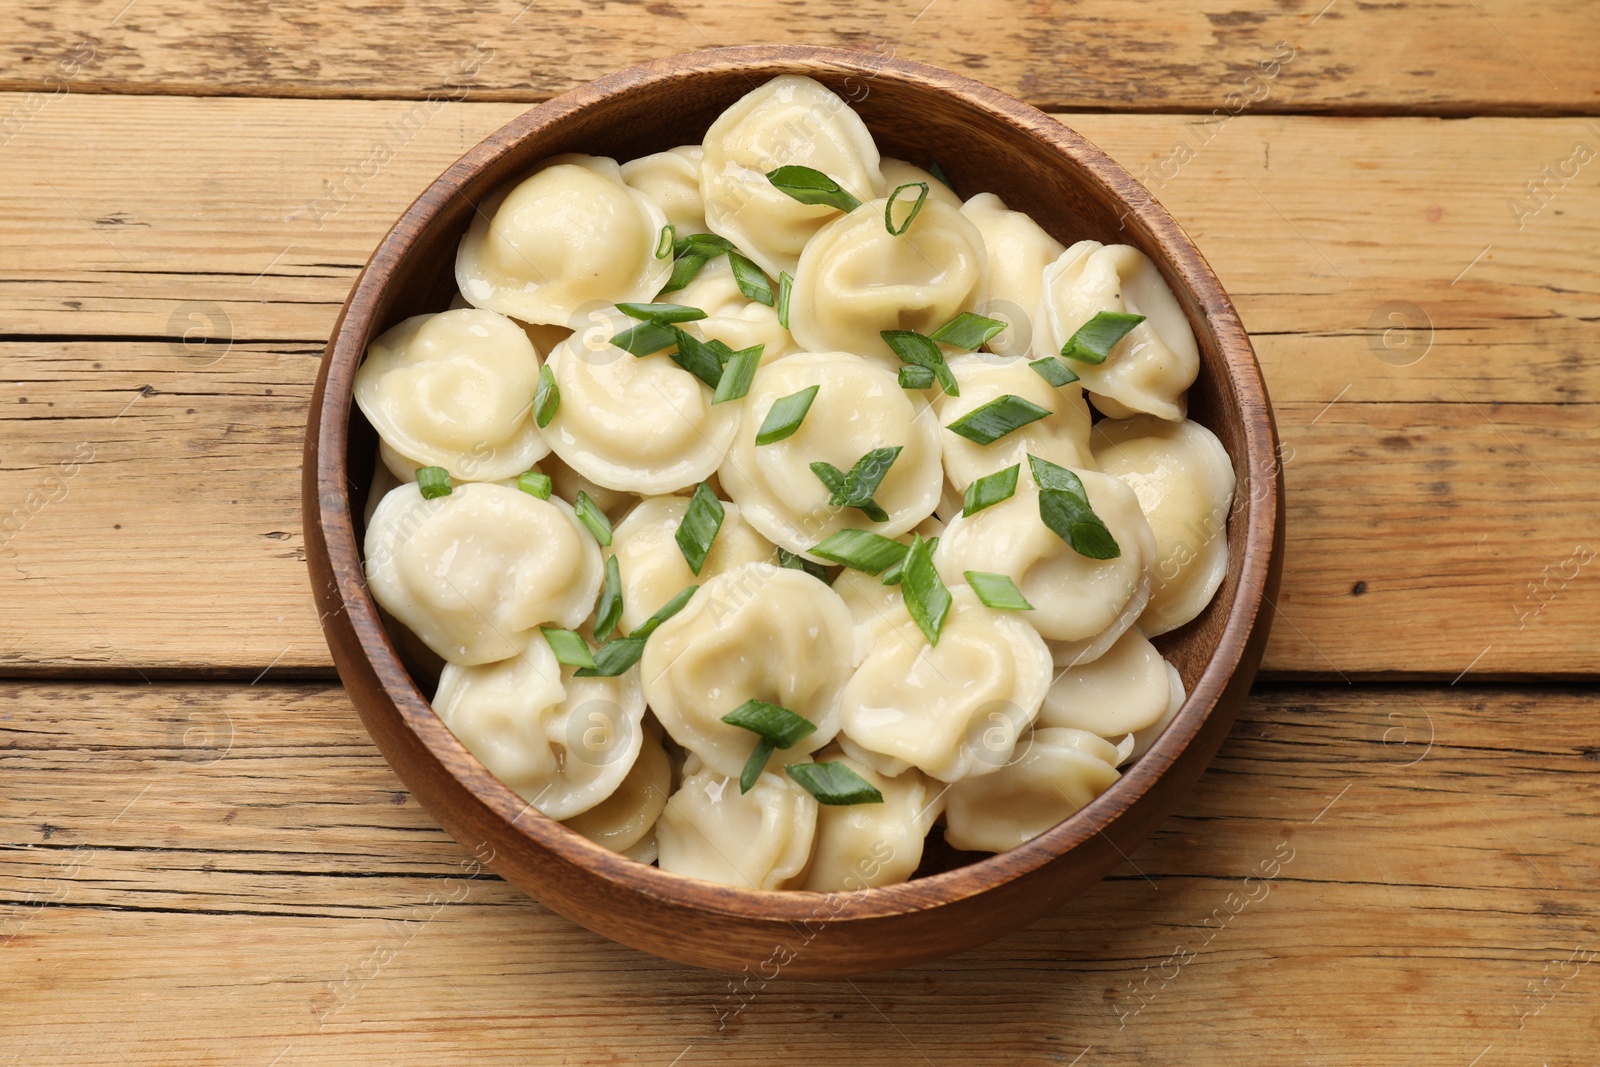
777;271;794;330
665;326;724;389
881;329;959;397
785;761;884;805
898;365;935;390
630;584;697;640
1060;310;1146;364
533;365;560;429
609;320;678;357
808;529;909;575
574;490;613;547
415;466;452;499
722;699;817;749
738;738;775;794
654;224;674;260
660;253;710;294
711;345;762;404
929;311;1007;351
945;394;1052;445
755;385;819;445
880;534;935;586
728;251;775;307
1029;356;1080;387
927;158;955;192
962;464;1020;516
674;482;725;576
809;460;847;500
540;627;596;669
765;165;862;213
673;232;735;259
574;584;699;677
901;533;951;646
1028;454;1121;560
777;547;829;581
885;181;930;236
594;555;623;642
963;570;1034;611
516;470;552;500
617;302;707;324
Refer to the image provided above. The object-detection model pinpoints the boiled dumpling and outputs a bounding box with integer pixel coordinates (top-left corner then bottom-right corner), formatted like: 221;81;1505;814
608;495;777;633
880;157;962;210
456;154;671;327
958;192;1065;358
1093;416;1236;635
432;638;646;819
656;766;817;889
789;196;988;369
933;467;1156;667
801;751;943;891
720;351;943;557
671;256;793;364
541;307;741;494
1126;661;1186;762
700;75;886;278
837;585;1053;782
1039;626;1173;738
641;562;856;779
937;354;1094;492
563;727;672;856
364;482;604;665
354;308;549;482
943;728;1122;852
539;448;637;521
1035;241;1198;421
621;145;706;234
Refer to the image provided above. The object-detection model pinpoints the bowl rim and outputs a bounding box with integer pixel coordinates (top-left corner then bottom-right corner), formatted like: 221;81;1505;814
307;43;1279;923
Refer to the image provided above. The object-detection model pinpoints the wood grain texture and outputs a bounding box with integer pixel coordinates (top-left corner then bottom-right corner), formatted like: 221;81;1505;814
0;0;1595;115
3;681;1596;1060
2;94;1596;677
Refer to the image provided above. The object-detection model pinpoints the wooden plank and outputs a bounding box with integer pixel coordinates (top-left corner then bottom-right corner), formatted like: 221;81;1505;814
2;681;1596;1062
1;96;1597;676
0;1;1595;115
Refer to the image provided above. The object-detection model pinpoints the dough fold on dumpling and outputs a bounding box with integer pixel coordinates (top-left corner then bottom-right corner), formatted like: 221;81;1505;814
800;751;943;891
943;728;1122;852
958;191;1064;359
621;145;706;235
657;766;817;890
563;727;672;855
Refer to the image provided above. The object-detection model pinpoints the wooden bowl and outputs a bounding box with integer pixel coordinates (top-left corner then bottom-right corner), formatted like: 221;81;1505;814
303;44;1283;976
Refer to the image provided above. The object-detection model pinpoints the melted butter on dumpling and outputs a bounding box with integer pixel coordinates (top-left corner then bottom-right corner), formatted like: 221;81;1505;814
700;75;886;278
354;308;548;482
365;482;603;665
720;351;942;558
936;355;1094;492
608;495;778;633
656;766;817;890
456;154;671;327
958;191;1065;359
641;562;855;780
789;197;988;372
943;727;1122;853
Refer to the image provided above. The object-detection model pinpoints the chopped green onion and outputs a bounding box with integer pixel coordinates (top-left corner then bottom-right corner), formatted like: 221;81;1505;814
777;271;794;329
674;482;725;576
881;329;959;397
728;251;775;307
594;555;623;642
666;327;724;389
673;232;734;259
574;490;613;547
722;699;817;749
810;460;847;499
415;466;452;499
945;394;1052;445
1029;454;1121;560
808;529;909;575
880;535;935;586
785;761;884;805
660;253;710;294
654;224;675;260
1060;310;1146;364
962;464;1020;516
738;738;775;794
884;181;930;236
711;345;762;404
574;584;699;678
1029;356;1080;387
630;584;697;640
929;311;1007;351
963;570;1034;611
813;446;901;522
540;626;596;669
609;320;678;357
777;547;829;581
755;385;819;445
533;365;560;429
617;302;707;324
901;534;951;646
898;365;935;390
765;165;862;213
927;158;955;192
516;470;552;500
706;337;736;365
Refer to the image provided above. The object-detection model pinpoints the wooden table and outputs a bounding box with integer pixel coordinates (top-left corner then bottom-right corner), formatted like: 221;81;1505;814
3;2;1596;1063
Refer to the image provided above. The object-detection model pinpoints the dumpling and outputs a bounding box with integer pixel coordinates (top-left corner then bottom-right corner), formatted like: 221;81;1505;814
432;638;646;820
830;567;903;662
641;562;856;779
608;495;777;633
656;765;817;889
541;307;741;494
539;449;636;521
1093;416;1236;635
364;482;604;665
1035;241;1198;421
943;728;1122;852
933;468;1156;667
563;727;672;856
700;75;886;278
456;154;671;327
720;351;943;557
789;197;988;369
363;447;404;528
837;585;1053;782
880;157;962;210
958;192;1065;358
937;354;1094;492
620;145;706;234
1127;662;1186;762
801;751;943;891
671;256;793;364
354;309;549;482
1038;626;1173;738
